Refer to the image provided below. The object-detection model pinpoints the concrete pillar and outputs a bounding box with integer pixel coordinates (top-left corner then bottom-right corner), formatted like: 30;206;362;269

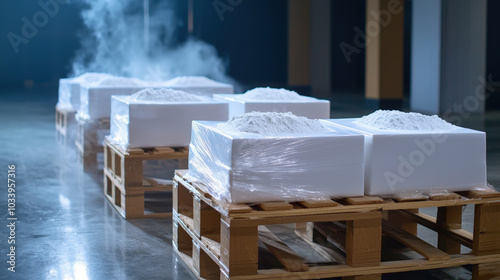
365;0;405;110
310;0;332;97
288;0;311;87
410;0;487;114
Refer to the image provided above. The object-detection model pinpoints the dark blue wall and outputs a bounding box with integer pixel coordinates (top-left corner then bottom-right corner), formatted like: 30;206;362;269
0;1;83;88
193;0;288;88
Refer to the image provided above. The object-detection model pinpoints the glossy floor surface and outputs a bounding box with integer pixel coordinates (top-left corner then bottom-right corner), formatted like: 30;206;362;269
0;88;498;280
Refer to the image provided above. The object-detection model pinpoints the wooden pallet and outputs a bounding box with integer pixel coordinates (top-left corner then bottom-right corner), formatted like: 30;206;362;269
172;170;500;280
104;139;189;219
75;117;110;171
55;106;76;145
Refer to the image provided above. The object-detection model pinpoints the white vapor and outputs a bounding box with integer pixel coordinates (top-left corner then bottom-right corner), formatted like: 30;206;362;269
70;0;235;84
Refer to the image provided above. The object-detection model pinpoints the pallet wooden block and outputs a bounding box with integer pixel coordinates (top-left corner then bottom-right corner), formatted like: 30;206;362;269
104;139;188;219
173;170;500;280
55;106;76;145
75;117;110;171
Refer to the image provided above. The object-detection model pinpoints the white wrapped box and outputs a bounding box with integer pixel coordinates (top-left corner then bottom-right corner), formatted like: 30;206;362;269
327;118;487;196
79;86;145;120
110;96;229;148
57;78;81;111
213;94;330;119
187;121;365;203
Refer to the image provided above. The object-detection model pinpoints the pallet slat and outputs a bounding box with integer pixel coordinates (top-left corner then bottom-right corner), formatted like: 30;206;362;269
298;200;340;208
258;226;309;272
396;210;474;248
383;220;450;261
258;202;294;211
343;196;384;205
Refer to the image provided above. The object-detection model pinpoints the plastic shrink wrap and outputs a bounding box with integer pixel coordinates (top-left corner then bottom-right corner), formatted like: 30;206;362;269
186;117;365;204
109;94;229;148
213;87;330;119
327;118;487;196
162;76;234;96
57;73;113;111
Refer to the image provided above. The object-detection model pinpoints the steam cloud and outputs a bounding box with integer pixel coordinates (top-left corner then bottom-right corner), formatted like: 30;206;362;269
71;0;235;84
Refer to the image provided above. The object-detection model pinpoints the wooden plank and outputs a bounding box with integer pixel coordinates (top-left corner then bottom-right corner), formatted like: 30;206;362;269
383;220;450;261
294;223;346;264
459;189;500;199
346;218;381;267
314;221;347;252
173;220;192;255
225;203;253;214
173;181;194;218
428;192;462;201
258;226;309;272
201;235;221;259
228;211;382;228
173;171;500;219
472;262;500;280
342;196;384;205
258;202;294;211
124;147;144;155
220;219;259;276
386;209;418;235
176;213;222;265
437;206;463;254
173;247;197;279
397;210;473;248
227;254;500;280
194;196;221;240
153;147;175;154
473;202;500;279
298;199;339;208
193;241;220;280
473;202;500;255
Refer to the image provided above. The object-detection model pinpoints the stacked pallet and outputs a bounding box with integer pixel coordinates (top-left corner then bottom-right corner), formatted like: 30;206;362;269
103;139;189;219
173;170;500;280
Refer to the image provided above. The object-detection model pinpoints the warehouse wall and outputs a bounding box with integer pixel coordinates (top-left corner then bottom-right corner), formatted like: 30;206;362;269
0;1;82;89
193;0;288;89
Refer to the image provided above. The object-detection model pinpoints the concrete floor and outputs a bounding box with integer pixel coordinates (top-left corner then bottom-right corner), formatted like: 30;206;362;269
0;88;498;280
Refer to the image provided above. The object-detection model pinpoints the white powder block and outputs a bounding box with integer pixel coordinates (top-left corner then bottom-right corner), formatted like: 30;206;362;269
57;78;80;111
57;73;115;111
327;118;487;196
162;76;234;96
187;121;364;203
213;94;330;119
110;96;229;148
79;86;145;120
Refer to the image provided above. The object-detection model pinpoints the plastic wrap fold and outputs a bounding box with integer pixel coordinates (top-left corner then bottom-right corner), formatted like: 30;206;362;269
109;96;228;148
186;121;365;204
